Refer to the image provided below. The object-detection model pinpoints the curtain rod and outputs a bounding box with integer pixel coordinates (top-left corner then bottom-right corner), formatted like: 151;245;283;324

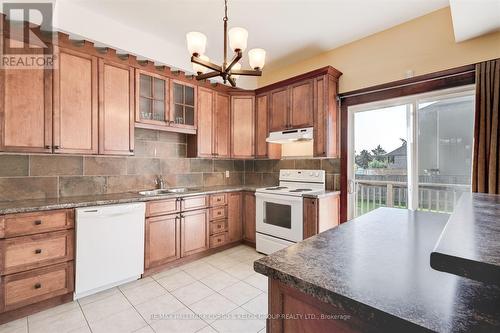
339;68;476;100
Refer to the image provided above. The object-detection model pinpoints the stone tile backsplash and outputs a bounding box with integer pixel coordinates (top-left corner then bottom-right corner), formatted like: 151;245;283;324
0;128;340;201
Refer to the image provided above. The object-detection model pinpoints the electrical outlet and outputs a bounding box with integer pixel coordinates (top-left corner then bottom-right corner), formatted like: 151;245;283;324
225;170;230;178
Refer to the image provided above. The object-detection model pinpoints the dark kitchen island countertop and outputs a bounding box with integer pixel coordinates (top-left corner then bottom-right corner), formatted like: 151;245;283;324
431;193;500;285
254;207;500;332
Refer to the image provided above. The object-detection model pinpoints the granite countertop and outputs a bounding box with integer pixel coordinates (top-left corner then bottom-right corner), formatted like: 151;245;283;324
0;185;258;215
254;208;500;332
431;193;500;285
0;186;340;215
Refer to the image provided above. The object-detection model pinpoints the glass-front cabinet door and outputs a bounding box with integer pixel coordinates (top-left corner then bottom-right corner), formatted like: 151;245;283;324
136;70;169;125
171;80;196;130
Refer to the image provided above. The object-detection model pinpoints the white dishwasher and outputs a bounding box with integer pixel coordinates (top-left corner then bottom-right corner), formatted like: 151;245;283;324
74;202;145;299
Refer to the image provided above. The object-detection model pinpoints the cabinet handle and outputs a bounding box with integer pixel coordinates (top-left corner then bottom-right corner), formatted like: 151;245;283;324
217;198;221;202
34;220;42;225
35;249;42;254
54;145;60;150
44;145;51;149
217;225;222;229
129;149;134;153
34;283;42;289
217;239;222;243
217;211;221;215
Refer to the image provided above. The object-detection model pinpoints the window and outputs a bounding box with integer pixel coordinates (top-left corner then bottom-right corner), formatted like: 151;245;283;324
348;85;475;218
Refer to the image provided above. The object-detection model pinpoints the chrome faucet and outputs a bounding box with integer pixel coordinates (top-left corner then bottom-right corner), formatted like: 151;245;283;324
155;175;166;189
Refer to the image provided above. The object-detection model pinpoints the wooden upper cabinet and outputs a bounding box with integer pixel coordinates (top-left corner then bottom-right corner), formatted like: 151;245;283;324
269;87;289;132
231;95;255;159
135;70;169;126
314;75;339;157
53;48;98;154
194;87;214;158
98;59;135;155
171;80;196;132
214;92;231;158
255;93;281;159
1;40;52;153
227;192;242;243
289;79;314;128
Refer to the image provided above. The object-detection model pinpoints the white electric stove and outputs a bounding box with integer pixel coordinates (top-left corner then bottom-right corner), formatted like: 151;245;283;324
255;169;326;254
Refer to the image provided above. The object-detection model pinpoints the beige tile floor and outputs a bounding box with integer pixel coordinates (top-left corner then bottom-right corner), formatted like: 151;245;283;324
0;245;267;333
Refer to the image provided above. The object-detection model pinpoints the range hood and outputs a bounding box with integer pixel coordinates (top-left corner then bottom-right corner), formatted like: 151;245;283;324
266;127;313;144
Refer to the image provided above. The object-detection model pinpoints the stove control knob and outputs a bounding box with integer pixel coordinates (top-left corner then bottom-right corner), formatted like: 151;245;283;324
309;171;313;176
315;172;320;177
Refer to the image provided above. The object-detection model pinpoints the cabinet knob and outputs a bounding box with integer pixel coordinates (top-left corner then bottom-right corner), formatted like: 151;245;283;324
34;220;42;225
34;283;42;289
35;249;42;254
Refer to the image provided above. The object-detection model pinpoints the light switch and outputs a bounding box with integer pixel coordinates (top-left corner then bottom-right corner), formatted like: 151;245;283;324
225;170;230;178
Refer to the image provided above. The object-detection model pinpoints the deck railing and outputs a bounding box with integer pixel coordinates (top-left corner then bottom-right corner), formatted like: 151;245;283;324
354;179;470;217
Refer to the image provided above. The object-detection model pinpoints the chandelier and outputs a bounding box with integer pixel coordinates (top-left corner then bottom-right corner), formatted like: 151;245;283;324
186;0;266;87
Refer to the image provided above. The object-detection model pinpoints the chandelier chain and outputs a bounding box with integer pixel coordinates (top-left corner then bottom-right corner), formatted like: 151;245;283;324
223;0;228;22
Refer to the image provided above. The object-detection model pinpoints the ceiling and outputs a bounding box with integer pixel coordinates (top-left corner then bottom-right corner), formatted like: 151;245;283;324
450;0;500;42
54;0;448;87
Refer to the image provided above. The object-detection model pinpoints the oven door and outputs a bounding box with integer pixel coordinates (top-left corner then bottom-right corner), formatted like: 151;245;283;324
255;192;303;242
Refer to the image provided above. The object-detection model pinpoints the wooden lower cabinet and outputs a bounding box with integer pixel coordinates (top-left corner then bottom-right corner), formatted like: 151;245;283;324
243;192;256;243
1;262;74;313
144;214;180;269
180;209;209;257
0;208;75;323
268;279;369;333
303;194;340;239
227;192;243;243
0;230;74;275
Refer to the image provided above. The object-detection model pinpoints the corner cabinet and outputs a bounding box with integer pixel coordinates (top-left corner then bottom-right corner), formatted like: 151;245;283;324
98;59;135;155
231;94;255;159
187;87;230;158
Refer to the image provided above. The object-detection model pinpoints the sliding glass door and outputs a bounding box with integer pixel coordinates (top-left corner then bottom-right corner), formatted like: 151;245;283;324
347;85;475;219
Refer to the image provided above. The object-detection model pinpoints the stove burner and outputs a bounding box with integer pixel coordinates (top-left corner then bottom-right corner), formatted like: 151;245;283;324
289;188;313;192
265;186;288;190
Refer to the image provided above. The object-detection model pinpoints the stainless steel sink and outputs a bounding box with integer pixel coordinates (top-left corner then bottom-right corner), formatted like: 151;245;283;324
138;188;189;196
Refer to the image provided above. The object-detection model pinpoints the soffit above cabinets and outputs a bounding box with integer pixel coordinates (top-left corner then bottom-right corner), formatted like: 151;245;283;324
449;0;500;42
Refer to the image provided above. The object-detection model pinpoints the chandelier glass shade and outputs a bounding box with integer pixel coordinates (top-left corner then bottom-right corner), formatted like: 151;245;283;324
186;0;265;87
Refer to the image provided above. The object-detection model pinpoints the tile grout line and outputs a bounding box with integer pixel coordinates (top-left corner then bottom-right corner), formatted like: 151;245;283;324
116;287;156;333
76;300;94;333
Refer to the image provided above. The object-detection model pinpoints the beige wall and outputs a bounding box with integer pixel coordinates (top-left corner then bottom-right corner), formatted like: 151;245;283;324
258;7;500;93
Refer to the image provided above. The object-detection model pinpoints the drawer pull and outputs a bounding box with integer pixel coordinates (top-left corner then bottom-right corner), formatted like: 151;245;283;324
217;212;221;215
217;225;222;229
35;249;42;254
217;239;222;243
34;283;42;289
217;198;221;202
34;220;42;225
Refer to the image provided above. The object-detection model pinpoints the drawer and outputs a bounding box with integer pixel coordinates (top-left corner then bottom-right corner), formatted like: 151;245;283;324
0;209;74;238
210;220;227;235
209;206;226;220
0;230;74;275
209;194;227;207
209;232;227;248
146;198;179;217
2;262;74;312
181;195;207;211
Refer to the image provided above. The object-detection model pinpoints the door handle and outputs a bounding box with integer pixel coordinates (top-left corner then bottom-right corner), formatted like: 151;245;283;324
348;180;355;194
